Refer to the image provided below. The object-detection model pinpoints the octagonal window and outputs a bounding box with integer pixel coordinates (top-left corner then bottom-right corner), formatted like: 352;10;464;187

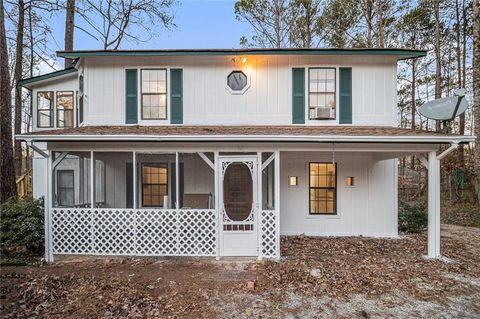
227;71;248;92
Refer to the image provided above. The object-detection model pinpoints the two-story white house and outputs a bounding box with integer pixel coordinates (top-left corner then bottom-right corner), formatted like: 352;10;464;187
17;48;474;262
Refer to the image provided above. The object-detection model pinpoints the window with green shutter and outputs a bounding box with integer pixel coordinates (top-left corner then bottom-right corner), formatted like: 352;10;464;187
170;69;183;124
125;69;138;124
292;68;305;124
339;67;352;124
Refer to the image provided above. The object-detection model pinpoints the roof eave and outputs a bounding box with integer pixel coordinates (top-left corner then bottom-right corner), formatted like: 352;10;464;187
18;67;78;89
56;48;427;60
16;134;475;144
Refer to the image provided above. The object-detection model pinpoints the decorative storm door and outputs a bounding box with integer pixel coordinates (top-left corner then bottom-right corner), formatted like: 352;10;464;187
219;157;258;256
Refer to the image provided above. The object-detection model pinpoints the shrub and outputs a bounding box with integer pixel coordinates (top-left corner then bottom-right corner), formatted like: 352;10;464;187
398;201;428;233
0;197;44;263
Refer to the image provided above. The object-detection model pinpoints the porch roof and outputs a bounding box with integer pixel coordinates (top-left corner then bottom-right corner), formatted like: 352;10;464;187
17;125;474;144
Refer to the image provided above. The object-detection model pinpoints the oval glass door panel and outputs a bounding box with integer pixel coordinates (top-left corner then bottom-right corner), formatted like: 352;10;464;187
223;163;253;221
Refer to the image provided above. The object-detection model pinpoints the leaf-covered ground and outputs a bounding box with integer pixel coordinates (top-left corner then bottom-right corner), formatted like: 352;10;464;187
1;224;479;318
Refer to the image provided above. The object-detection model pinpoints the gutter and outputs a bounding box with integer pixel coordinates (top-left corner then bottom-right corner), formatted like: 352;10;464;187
16;134;476;144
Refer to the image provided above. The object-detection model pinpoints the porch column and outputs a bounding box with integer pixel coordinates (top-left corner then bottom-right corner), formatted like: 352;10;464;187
46;151;54;262
274;150;281;258
427;151;441;258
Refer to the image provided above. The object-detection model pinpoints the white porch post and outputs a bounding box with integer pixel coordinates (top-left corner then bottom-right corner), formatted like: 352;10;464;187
133;151;137;209
257;152;263;260
45;151;53;262
274;150;281;259
175;152;179;209
90;151;94;208
214;151;220;259
427;151;441;258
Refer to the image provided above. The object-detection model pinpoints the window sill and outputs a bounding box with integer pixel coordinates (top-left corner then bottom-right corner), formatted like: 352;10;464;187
306;213;341;220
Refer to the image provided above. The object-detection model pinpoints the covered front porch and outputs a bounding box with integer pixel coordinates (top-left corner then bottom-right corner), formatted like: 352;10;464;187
46;148;280;261
20;126;474;262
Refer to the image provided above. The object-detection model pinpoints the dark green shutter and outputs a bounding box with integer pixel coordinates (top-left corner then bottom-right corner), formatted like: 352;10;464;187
292;68;305;124
170;69;183;124
339;67;352;124
125;69;138;124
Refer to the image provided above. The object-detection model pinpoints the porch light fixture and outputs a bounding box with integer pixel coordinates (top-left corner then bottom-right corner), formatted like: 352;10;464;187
346;176;355;187
289;176;298;186
241;57;247;64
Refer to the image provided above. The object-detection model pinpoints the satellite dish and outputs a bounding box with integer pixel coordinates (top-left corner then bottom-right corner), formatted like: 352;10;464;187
418;92;468;121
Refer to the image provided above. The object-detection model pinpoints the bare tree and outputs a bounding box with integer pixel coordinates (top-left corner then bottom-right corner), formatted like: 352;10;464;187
64;0;75;67
77;0;176;50
473;0;480;202
235;0;294;48
13;0;25;176
0;0;16;203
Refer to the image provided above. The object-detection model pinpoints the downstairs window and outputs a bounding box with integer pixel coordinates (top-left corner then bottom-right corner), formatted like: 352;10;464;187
142;163;168;207
309;162;336;214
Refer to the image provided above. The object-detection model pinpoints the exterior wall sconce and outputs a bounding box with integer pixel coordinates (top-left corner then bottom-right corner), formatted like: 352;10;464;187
346;176;355;187
289;176;298;186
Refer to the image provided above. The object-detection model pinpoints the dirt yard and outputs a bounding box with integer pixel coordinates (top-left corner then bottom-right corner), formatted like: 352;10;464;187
1;224;479;318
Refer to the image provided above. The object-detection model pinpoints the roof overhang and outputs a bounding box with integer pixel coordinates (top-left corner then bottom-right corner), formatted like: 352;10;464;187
18;67;78;89
57;48;427;61
16;133;474;144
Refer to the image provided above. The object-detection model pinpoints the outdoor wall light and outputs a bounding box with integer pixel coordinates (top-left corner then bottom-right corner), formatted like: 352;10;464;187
241;57;247;64
289;176;298;186
346;176;355;187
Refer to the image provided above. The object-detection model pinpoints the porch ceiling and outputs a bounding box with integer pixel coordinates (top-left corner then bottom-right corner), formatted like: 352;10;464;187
17;125;474;144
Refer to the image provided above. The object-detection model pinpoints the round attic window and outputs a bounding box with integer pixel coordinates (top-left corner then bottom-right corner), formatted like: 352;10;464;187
227;71;248;93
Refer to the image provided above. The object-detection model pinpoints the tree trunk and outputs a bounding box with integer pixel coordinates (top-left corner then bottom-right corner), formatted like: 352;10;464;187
472;0;480;203
64;0;75;67
13;0;25;177
455;0;465;166
0;0;17;203
375;0;385;47
434;0;442;131
365;0;373;47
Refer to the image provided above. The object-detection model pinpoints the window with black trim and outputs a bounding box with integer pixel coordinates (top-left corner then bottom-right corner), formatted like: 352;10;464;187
309;68;336;120
57;91;74;127
142;163;168;207
37;91;54;128
141;69;167;120
309;162;336;214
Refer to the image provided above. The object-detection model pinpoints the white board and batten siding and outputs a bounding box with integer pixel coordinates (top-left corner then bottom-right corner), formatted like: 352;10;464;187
82;55;398;126
280;152;398;238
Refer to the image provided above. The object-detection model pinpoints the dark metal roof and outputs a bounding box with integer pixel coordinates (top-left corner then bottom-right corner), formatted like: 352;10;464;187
57;48;427;60
18;67;77;88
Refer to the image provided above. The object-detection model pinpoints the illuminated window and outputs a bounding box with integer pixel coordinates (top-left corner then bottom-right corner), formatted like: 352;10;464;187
142;163;168;207
309;163;336;214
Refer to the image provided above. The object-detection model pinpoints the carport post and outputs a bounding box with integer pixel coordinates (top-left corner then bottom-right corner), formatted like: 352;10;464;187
427;151;441;258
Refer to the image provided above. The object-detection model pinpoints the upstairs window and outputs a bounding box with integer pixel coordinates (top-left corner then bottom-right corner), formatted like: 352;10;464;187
141;69;167;120
37;91;54;128
309;162;336;214
57;91;74;127
309;68;336;120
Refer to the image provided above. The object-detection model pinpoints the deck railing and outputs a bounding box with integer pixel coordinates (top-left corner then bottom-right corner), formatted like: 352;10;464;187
51;208;218;256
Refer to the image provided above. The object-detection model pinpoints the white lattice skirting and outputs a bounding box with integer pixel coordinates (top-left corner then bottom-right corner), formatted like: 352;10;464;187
51;209;218;256
260;210;280;258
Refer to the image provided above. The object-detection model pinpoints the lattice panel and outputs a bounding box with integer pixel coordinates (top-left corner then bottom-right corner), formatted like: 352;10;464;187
178;210;218;256
51;208;218;257
136;210;177;256
52;209;92;254
260;210;279;258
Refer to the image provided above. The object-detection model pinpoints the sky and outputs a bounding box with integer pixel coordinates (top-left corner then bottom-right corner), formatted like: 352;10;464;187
48;0;252;52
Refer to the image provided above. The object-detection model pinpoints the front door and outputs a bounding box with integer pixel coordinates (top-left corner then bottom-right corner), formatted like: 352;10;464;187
219;156;258;256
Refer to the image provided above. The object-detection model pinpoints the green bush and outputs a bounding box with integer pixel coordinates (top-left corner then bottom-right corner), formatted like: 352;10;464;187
0;197;44;262
398;201;428;233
